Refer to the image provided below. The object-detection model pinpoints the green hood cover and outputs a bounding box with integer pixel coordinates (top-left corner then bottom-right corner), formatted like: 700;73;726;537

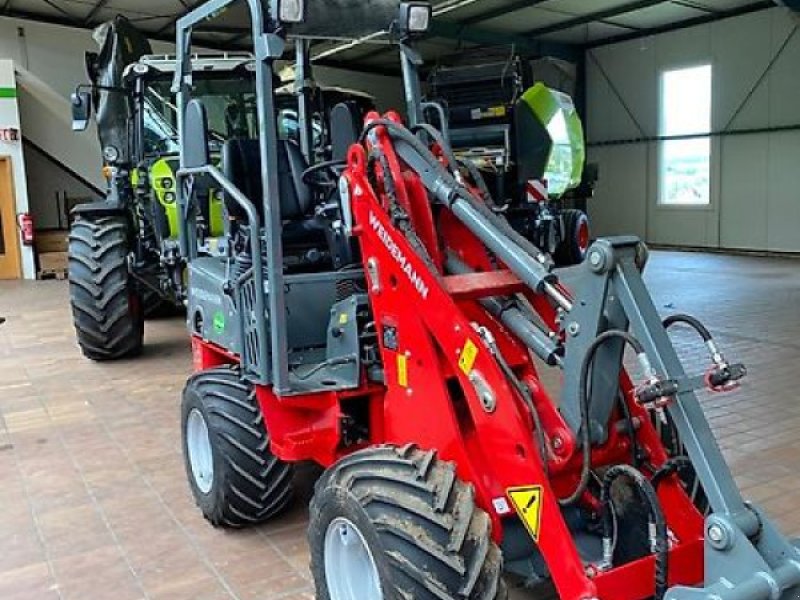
518;83;586;198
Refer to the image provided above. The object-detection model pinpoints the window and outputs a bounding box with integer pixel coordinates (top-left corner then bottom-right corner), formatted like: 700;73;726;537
659;64;712;206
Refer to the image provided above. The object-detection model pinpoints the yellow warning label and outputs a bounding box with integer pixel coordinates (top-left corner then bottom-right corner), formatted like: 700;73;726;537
338;313;349;326
507;486;544;542
458;339;479;375
397;354;408;388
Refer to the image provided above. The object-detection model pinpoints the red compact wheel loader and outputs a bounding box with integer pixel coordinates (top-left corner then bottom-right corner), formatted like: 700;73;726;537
174;1;800;599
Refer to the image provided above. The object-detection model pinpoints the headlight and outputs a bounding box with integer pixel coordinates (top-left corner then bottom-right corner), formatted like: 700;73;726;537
163;192;176;204
103;145;120;163
278;0;304;23
399;3;432;35
161;177;174;190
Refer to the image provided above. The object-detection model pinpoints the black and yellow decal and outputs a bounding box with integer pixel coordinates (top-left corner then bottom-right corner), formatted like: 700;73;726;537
507;485;544;542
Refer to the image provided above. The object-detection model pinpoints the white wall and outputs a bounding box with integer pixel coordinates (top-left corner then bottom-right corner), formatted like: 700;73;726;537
586;7;800;253
0;60;35;279
16;66;106;191
24;144;100;230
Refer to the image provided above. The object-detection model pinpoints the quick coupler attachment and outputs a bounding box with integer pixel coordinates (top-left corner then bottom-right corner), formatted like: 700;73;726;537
666;511;800;600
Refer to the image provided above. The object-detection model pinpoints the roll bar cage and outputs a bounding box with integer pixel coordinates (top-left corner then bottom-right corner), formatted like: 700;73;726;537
172;0;428;393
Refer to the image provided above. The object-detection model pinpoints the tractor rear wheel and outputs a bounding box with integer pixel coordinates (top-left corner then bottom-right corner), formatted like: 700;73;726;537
68;215;144;361
181;367;294;527
309;445;506;600
554;209;590;267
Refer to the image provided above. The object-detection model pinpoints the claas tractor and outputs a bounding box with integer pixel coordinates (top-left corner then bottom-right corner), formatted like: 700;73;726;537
174;1;800;599
68;16;373;361
429;57;595;267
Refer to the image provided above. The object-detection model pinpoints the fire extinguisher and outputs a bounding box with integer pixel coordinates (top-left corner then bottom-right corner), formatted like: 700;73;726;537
17;213;34;246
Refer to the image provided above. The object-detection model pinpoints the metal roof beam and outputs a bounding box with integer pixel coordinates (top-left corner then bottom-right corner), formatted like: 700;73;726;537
460;0;551;25
584;0;775;48
670;0;717;13
429;20;581;60
39;0;83;26
155;0;207;35
84;0;112;25
522;0;670;36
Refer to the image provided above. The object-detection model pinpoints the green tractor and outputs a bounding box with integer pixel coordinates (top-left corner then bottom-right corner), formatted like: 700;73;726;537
69;16;372;361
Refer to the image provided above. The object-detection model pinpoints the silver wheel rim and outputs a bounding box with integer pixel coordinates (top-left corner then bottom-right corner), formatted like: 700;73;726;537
187;408;214;494
324;517;383;600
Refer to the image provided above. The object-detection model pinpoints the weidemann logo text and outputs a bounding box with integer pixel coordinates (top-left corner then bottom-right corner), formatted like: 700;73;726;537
369;211;430;299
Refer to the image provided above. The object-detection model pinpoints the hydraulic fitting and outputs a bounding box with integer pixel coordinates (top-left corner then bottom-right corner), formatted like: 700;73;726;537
634;352;679;418
705;339;747;391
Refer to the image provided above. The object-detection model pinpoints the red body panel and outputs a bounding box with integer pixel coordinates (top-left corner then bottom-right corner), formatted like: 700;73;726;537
190;113;705;600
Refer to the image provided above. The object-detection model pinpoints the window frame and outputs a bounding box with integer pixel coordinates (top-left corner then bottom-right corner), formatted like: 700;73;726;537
657;62;714;210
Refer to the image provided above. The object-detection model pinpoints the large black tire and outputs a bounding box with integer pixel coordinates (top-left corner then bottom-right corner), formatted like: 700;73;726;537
554;209;590;267
181;367;294;527
68;215;144;361
309;445;506;600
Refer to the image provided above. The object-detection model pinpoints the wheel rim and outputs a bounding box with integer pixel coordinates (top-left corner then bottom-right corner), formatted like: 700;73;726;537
577;220;590;254
186;408;214;494
324;517;383;600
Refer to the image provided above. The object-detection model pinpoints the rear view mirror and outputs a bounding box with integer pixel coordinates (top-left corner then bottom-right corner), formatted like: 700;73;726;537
71;91;92;132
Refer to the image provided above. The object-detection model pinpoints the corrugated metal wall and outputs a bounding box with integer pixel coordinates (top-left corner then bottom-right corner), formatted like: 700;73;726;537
586;7;800;253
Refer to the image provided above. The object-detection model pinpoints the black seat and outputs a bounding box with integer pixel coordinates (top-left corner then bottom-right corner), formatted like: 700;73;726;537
330;101;364;162
221;138;325;247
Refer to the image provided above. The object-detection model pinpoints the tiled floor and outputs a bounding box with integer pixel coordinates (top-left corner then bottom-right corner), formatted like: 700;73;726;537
1;250;799;599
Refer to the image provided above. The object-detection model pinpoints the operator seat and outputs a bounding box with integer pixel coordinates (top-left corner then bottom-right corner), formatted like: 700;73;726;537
330;101;364;162
221;138;326;248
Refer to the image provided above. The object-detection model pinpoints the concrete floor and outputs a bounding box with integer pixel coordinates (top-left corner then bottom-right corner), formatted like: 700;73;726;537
1;250;799;599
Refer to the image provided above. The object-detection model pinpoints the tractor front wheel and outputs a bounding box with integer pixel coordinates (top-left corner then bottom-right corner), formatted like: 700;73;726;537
554;209;591;267
181;367;294;527
68;215;144;361
309;445;506;600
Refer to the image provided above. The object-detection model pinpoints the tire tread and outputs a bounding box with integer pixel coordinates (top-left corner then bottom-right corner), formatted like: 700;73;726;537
310;445;505;600
68;216;143;361
183;367;294;527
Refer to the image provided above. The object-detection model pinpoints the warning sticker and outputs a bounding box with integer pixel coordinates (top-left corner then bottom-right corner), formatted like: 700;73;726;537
507;486;544;542
397;354;408;388
458;339;479;375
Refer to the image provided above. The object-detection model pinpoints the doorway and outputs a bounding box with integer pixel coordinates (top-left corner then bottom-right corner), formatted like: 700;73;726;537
0;157;22;279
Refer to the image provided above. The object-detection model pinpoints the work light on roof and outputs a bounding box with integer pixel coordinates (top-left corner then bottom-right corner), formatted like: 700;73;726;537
399;2;432;36
278;0;305;23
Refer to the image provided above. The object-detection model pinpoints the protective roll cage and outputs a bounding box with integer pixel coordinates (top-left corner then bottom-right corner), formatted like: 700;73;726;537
174;0;423;393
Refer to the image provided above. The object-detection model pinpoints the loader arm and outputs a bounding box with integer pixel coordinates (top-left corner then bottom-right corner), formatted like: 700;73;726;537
343;111;800;600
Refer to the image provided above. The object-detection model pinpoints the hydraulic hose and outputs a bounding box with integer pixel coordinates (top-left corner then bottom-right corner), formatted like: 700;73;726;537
663;314;712;342
601;464;669;600
411;122;460;177
663;314;745;390
560;330;645;507
360;119;560;296
617;391;642;467
487;336;550;474
652;456;693;489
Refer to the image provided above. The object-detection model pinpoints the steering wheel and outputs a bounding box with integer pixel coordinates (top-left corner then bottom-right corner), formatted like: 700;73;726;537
302;159;346;188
